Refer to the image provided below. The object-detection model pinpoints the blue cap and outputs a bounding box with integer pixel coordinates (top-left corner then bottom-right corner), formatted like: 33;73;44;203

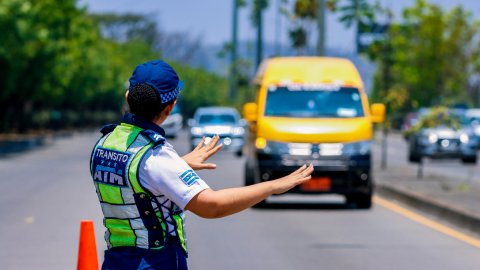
128;60;184;103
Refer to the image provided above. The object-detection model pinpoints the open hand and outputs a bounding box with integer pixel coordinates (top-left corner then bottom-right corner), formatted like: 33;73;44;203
182;135;223;170
271;164;314;194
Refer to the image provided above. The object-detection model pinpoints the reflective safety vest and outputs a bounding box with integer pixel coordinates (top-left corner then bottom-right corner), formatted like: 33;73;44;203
90;123;188;255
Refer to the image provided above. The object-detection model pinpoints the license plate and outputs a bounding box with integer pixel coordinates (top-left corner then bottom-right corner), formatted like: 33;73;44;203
300;177;331;191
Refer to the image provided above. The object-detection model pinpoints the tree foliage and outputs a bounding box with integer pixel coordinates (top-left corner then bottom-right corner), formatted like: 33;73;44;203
369;0;480;117
337;0;376;28
0;0;229;133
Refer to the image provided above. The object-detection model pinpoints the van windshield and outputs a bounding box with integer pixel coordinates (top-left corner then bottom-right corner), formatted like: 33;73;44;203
264;86;364;118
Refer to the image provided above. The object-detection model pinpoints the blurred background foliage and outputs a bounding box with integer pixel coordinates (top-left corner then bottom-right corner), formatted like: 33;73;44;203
0;0;235;134
366;0;480;128
403;106;463;137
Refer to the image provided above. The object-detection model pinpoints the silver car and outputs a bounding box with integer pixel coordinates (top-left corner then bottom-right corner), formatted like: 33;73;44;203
188;107;246;156
161;105;183;138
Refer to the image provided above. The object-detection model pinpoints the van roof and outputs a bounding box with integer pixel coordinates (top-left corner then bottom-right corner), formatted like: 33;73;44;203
254;57;363;88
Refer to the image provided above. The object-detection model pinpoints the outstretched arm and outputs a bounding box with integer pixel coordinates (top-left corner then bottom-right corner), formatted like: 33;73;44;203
185;164;314;219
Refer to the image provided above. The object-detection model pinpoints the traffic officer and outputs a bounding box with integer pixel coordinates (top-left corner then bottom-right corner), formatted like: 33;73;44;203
90;60;314;270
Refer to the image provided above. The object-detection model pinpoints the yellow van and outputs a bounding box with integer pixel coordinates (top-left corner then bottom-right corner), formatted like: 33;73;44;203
243;57;385;208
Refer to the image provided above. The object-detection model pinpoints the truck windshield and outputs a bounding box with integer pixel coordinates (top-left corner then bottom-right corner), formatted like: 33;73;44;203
264;86;364;118
199;114;236;124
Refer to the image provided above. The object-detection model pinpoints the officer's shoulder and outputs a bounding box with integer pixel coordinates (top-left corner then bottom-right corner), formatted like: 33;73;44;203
147;141;178;158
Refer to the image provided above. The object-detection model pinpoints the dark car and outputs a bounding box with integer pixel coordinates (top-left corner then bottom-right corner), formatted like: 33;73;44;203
408;109;478;164
188;107;246;156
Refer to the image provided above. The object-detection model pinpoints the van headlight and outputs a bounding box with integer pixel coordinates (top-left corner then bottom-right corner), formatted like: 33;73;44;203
191;127;204;136
342;140;371;156
258;140;307;155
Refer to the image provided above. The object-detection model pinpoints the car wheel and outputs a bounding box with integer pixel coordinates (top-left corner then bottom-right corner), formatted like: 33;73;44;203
408;152;422;163
462;157;477;164
346;193;372;209
235;150;243;157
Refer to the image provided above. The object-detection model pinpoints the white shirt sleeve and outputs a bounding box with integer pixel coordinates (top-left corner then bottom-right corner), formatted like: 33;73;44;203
138;142;210;210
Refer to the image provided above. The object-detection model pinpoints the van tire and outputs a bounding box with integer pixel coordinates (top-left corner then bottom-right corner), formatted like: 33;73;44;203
346;193;372;209
462;157;477;164
244;162;255;186
251;200;267;209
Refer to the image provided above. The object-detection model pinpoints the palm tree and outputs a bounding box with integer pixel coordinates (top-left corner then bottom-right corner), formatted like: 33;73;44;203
337;0;376;52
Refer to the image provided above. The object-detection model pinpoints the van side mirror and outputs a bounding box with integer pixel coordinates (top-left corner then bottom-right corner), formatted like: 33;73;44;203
371;103;386;123
243;103;258;122
187;118;196;126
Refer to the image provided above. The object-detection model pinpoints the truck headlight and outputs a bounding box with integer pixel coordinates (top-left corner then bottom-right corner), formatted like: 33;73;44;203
191;127;204;136
474;127;480;136
232;127;245;135
460;133;469;144
428;133;438;144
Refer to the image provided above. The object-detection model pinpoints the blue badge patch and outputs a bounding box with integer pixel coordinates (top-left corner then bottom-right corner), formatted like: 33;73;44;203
92;147;132;188
180;170;199;186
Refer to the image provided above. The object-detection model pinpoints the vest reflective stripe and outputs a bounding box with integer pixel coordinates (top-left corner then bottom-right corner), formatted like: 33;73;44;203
91;124;188;255
120;186;136;204
174;213;187;252
101;203;139;219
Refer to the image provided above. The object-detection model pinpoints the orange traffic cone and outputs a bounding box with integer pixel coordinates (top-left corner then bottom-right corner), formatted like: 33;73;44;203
77;220;99;270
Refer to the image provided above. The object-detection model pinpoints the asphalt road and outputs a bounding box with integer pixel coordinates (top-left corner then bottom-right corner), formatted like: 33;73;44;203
1;129;480;269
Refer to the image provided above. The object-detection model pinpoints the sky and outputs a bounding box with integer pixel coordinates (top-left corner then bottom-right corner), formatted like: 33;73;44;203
78;0;480;53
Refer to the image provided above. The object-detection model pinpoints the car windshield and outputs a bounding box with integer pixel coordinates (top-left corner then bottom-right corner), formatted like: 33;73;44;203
198;114;236;125
264;85;364;118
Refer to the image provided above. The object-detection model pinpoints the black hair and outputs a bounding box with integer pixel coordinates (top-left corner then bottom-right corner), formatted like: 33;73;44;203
127;84;176;120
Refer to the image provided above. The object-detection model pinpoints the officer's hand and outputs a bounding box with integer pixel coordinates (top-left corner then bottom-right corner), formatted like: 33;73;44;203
271;164;314;194
182;135;223;170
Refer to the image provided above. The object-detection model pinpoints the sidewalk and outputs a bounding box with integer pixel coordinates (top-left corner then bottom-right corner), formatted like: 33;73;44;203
372;132;480;236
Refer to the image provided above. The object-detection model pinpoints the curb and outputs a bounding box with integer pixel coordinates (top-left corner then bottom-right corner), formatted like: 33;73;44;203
375;181;480;237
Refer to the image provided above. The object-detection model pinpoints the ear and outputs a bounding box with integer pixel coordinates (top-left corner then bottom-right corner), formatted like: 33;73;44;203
164;100;177;116
125;91;129;105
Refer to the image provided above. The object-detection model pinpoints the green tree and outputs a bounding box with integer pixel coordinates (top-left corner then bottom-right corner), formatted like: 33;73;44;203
0;0;231;133
370;0;480;115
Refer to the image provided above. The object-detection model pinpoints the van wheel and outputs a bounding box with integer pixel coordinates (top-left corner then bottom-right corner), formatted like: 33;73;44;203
236;150;243;157
251;200;267;208
346;193;372;209
244;162;255;186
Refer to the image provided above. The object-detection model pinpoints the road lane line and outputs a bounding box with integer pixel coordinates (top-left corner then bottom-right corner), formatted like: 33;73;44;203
373;196;480;249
